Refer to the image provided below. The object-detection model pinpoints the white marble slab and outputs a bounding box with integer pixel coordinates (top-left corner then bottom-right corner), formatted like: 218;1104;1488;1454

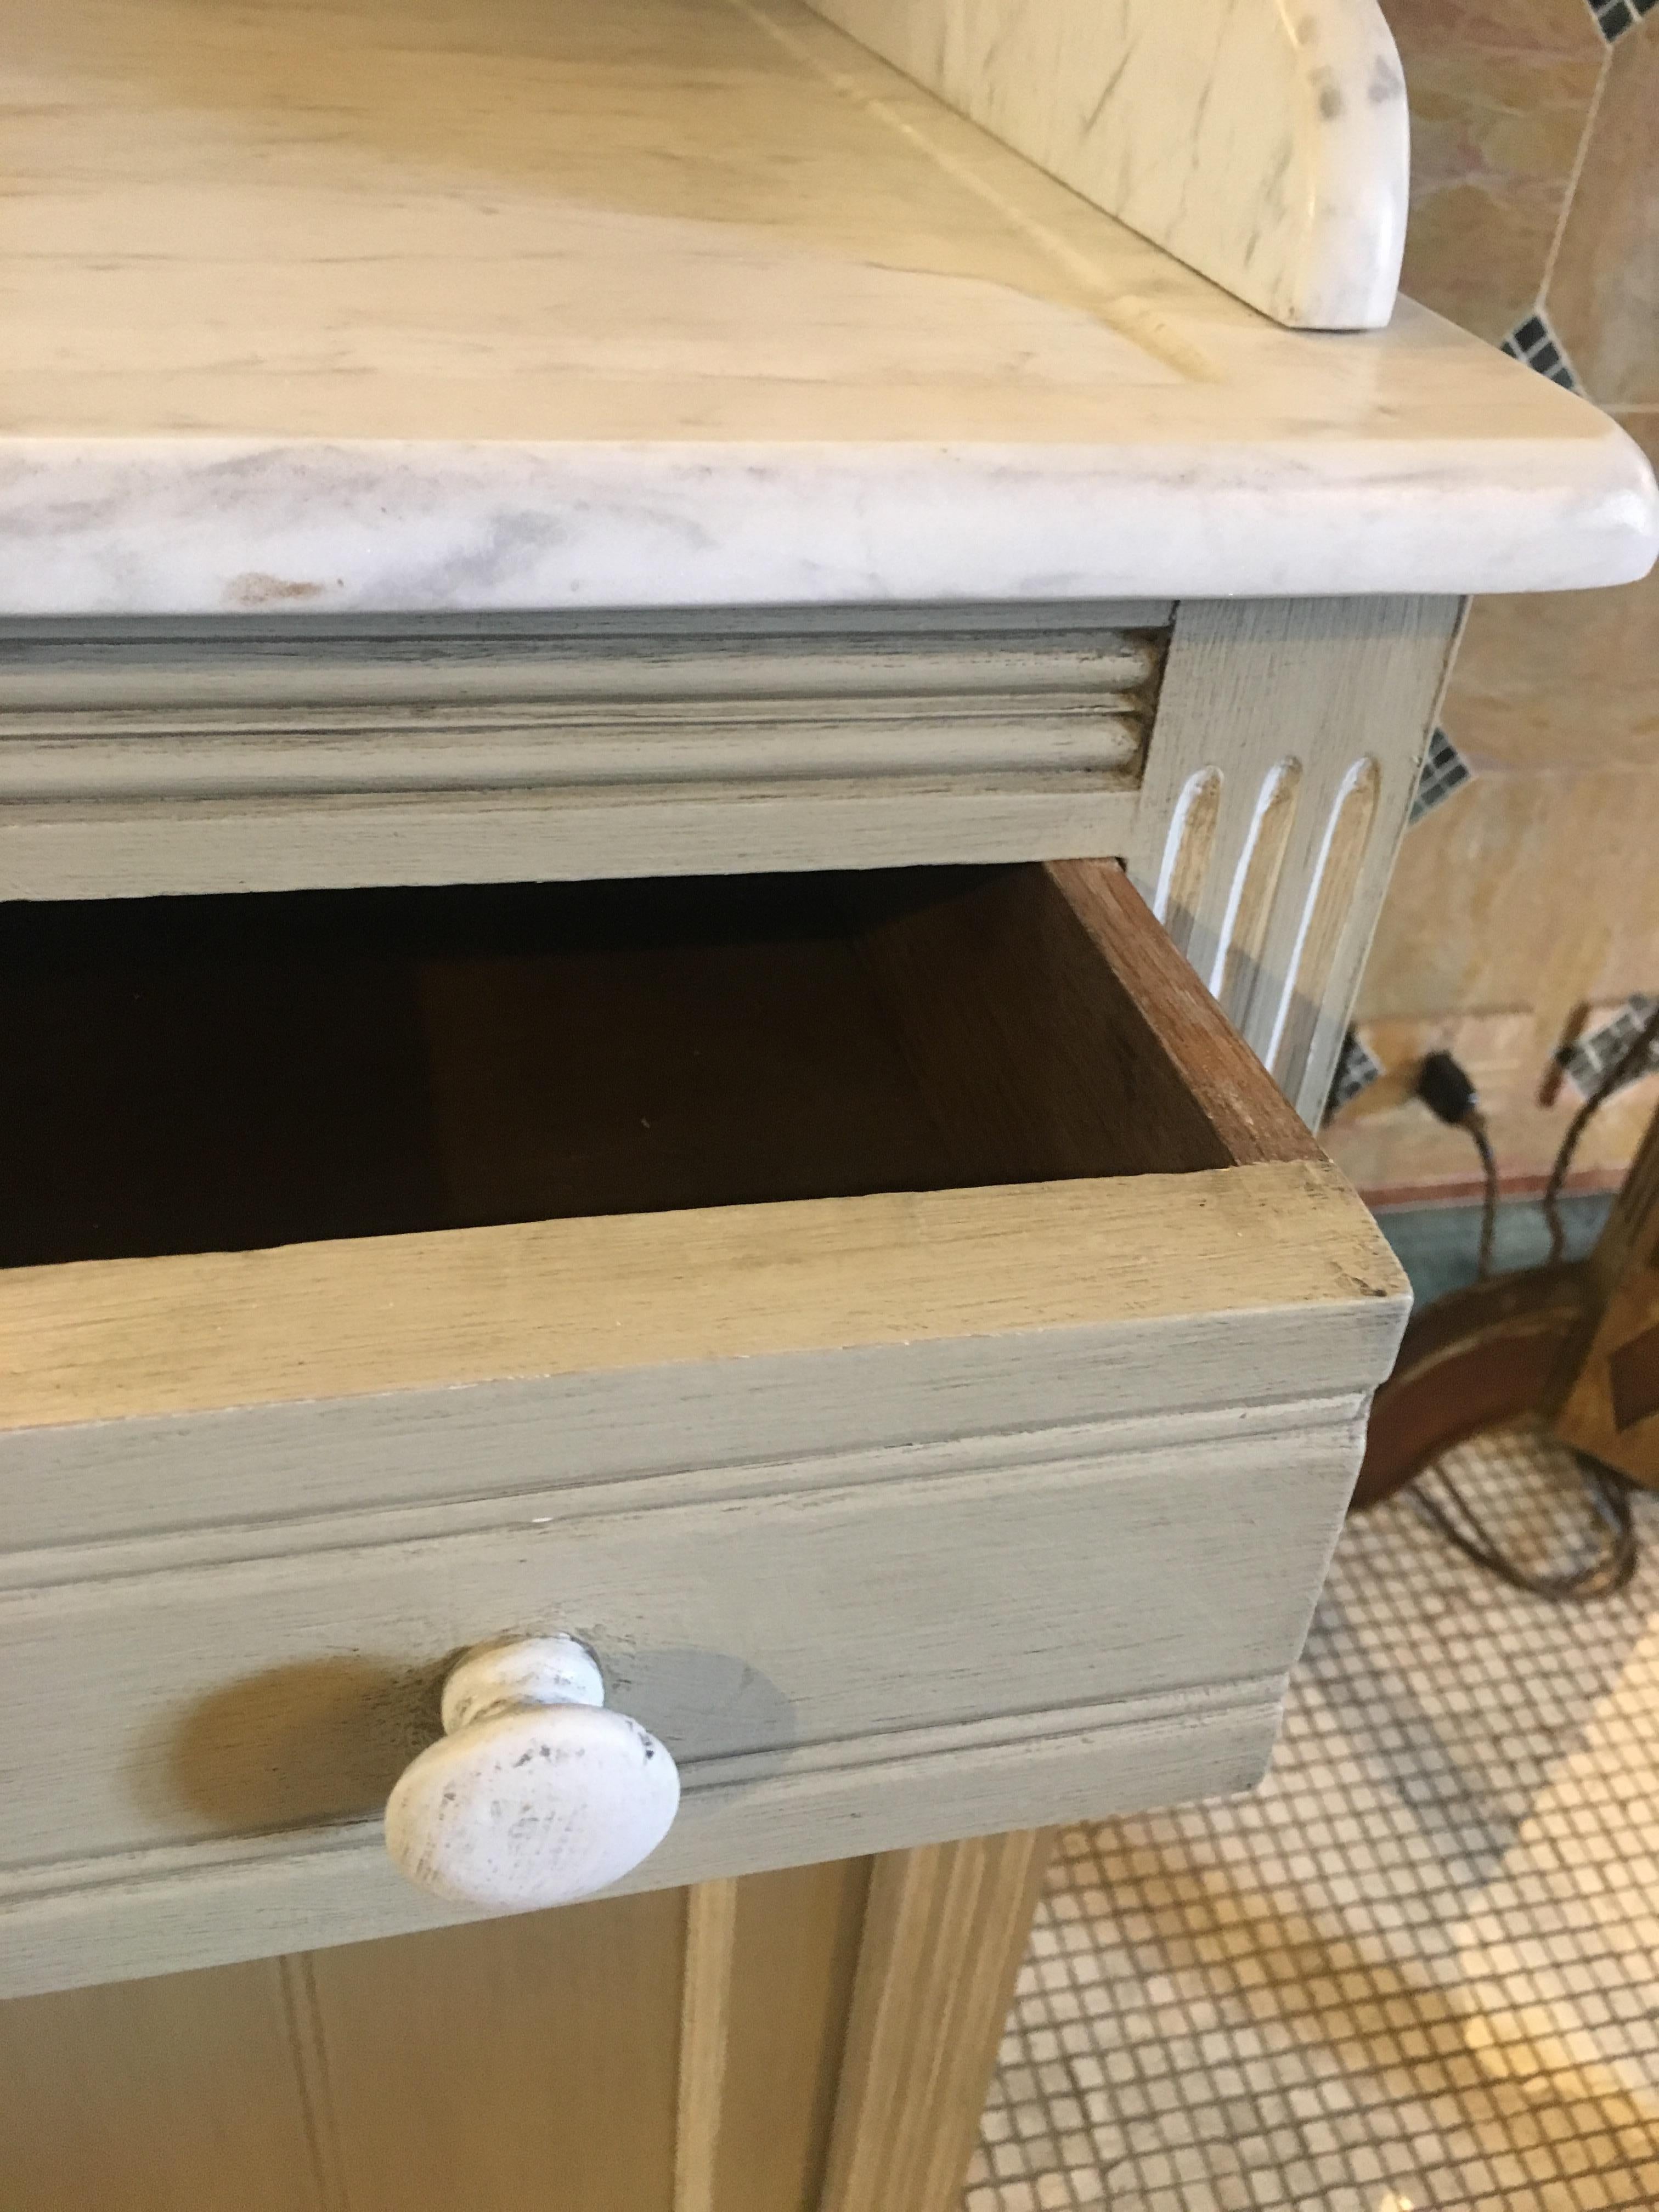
0;0;1653;618
806;0;1408;330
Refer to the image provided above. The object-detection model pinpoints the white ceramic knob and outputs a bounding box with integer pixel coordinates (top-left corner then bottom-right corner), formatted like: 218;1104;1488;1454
385;1635;679;1911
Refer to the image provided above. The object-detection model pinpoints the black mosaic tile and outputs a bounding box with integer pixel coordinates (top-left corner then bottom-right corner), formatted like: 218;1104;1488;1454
1557;994;1659;1103
1500;310;1584;392
1324;1028;1383;1121
1590;0;1641;35
1409;723;1475;825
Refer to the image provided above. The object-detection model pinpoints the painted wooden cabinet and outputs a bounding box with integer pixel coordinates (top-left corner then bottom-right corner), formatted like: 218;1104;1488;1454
0;601;1440;2211
3;0;1654;2199
0;600;1452;2006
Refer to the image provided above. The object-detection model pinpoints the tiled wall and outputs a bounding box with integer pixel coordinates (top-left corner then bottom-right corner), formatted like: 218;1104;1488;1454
1323;0;1659;1201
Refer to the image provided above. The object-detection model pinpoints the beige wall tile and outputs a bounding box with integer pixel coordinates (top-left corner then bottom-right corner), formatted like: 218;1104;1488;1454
1356;762;1659;1026
1548;22;1659;403
1441;415;1659;775
1346;13;1658;1193
1383;0;1605;340
1334;758;1659;1190
1325;1056;1657;1198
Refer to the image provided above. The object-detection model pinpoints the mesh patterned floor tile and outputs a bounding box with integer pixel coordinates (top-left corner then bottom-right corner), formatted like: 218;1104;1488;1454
969;1426;1659;2212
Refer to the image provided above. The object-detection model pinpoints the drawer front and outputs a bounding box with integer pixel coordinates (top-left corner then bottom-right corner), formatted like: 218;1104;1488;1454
0;861;1407;1993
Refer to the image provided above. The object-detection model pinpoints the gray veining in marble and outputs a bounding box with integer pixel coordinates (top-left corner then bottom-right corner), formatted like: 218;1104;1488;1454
806;0;1410;330
1;0;1654;618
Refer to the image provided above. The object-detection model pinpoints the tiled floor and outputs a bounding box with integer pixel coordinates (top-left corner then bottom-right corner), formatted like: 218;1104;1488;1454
969;1426;1659;2212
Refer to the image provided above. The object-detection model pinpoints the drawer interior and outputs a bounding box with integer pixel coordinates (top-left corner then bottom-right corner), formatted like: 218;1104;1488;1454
0;861;1308;1268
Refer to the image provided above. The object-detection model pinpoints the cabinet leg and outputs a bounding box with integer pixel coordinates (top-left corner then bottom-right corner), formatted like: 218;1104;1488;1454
676;1878;741;2212
819;1829;1053;2212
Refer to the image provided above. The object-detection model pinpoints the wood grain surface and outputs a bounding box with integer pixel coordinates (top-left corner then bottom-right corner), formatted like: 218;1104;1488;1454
0;860;1406;2001
676;1878;740;2212
1555;1103;1659;1484
1130;596;1464;1123
820;1830;1054;2212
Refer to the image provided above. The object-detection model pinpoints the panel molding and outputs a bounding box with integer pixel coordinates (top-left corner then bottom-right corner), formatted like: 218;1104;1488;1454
674;1879;739;2212
0;1668;1282;2001
0;603;1165;897
0;1387;1368;1590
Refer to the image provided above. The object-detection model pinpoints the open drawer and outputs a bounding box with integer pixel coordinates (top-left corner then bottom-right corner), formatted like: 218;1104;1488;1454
0;860;1406;1996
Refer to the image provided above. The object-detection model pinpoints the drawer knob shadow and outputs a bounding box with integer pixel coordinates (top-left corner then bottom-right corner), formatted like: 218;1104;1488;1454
383;1634;680;1913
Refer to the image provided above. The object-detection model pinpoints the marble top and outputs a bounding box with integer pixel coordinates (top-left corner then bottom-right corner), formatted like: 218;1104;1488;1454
2;0;1654;617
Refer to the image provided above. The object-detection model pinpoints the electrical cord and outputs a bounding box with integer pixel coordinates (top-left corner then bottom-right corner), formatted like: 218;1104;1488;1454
1417;1051;1499;1279
1405;1454;1638;1601
1467;1111;1499;1283
1405;1047;1640;1602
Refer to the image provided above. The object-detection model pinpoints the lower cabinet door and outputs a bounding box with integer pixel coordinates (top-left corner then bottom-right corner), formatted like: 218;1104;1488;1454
0;1842;1051;2212
0;859;1407;1998
0;1865;838;2212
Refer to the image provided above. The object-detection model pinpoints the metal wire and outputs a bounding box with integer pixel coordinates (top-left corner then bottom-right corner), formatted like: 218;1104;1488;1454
1465;1109;1498;1280
1406;1096;1643;1604
1408;1454;1638;1602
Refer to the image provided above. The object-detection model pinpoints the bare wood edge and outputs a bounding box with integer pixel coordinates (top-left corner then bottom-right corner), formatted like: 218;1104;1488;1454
1563;1098;1659;1328
819;1830;1054;2212
797;0;1406;330
1045;861;1321;1169
843;859;1302;1184
0;1159;1401;1432
675;1878;740;2212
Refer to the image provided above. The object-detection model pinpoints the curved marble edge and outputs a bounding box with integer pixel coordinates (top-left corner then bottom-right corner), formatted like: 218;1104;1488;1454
797;0;1409;331
2;422;1652;620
